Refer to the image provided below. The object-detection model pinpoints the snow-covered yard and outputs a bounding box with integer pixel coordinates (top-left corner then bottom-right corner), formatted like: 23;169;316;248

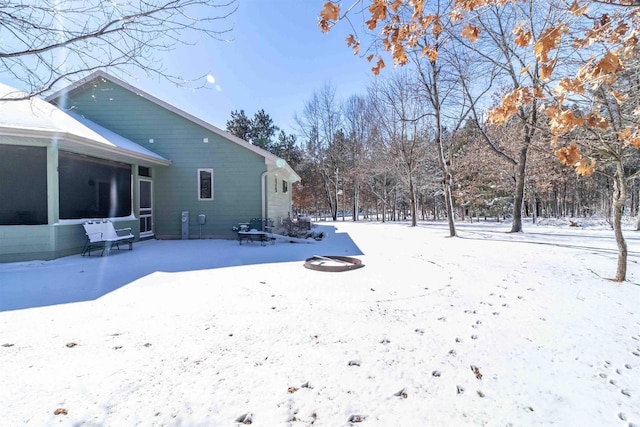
1;220;639;426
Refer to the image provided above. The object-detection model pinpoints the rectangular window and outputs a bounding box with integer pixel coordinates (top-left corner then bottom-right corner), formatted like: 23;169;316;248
274;176;278;193
0;144;48;225
59;151;132;219
138;166;152;177
198;168;213;200
282;180;288;193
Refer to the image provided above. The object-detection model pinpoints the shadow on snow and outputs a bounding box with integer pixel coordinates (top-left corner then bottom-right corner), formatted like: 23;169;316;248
0;225;364;312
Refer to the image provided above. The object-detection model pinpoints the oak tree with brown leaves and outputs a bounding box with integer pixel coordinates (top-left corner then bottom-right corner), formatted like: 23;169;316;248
319;0;639;281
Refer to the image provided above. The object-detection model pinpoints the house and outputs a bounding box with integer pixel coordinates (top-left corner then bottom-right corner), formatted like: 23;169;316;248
0;72;300;262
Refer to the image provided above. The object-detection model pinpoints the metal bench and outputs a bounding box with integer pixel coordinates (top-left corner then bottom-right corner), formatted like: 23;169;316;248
81;220;134;256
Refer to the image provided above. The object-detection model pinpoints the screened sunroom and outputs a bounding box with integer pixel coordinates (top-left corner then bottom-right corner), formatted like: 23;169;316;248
0;83;169;262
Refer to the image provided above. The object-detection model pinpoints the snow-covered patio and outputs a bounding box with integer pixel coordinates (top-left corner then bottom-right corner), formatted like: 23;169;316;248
1;221;639;426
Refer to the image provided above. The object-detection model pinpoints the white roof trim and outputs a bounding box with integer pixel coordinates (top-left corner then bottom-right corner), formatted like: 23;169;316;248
46;71;301;182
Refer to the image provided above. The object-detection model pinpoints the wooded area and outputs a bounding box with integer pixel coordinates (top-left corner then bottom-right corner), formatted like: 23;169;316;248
295;0;640;280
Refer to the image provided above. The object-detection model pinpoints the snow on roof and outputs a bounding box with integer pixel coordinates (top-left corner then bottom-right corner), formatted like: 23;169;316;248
0;81;170;166
66;110;170;165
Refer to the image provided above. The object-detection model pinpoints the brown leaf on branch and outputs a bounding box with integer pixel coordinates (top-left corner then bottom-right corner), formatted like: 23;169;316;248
489;87;544;124
534;24;568;63
540;59;556;80
449;9;463;22
366;18;379;31
320;2;340;21
576;157;596;177
425;47;438;62
622;128;640;149
585;114;608;130
432;16;443;36
513;23;532;47
461;24;481;42
619;127;632;142
556;144;582;166
568;0;588;16
593;51;623;77
372;57;385;75
393;44;409;65
319;2;340;33
549;109;584;134
346;34;360;55
369;0;388;21
612;90;628;104
556;77;585;95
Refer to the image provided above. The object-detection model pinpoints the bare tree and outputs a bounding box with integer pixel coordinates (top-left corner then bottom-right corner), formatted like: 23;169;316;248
343;94;375;221
369;70;429;226
296;83;344;221
0;0;236;99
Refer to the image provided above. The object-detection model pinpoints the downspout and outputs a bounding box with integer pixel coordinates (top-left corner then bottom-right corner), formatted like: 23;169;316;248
261;170;268;219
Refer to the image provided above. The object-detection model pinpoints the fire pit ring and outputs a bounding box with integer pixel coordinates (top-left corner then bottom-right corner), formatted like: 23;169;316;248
304;255;364;272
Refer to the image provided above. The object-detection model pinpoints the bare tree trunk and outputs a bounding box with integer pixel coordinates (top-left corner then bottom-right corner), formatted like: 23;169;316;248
510;143;529;232
409;176;417;227
353;185;359;222
612;160;627;282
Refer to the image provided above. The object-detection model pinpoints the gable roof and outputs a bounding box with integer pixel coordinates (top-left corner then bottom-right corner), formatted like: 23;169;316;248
0;82;171;167
46;71;301;182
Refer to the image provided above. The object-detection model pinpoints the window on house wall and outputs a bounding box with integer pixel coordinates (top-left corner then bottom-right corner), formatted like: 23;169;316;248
282;180;288;193
59;151;132;219
138;166;152;177
0;144;48;225
198;168;213;200
274;176;278;193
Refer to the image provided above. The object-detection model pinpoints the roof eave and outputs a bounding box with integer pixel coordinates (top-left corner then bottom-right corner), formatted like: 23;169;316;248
0;127;172;167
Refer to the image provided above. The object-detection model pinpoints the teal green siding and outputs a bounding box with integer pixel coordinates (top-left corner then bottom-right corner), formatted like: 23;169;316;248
64;81;266;238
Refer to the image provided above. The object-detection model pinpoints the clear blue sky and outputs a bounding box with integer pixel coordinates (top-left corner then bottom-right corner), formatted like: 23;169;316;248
129;0;376;136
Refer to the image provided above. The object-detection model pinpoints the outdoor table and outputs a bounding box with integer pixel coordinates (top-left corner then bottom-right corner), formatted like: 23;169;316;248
237;230;274;246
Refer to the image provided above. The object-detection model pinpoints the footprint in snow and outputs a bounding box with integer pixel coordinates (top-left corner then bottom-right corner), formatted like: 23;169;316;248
235;412;252;424
348;414;366;423
394;387;408;398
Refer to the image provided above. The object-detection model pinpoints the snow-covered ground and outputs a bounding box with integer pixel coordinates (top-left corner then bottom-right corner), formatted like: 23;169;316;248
1;220;639;426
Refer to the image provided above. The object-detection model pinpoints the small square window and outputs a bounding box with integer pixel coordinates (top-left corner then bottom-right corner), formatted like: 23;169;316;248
198;168;213;200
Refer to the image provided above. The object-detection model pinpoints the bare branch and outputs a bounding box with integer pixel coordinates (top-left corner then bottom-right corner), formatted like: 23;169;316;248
0;0;237;99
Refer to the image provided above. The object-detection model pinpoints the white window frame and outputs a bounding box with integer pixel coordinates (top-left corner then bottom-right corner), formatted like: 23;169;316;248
198;168;214;201
282;180;288;193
